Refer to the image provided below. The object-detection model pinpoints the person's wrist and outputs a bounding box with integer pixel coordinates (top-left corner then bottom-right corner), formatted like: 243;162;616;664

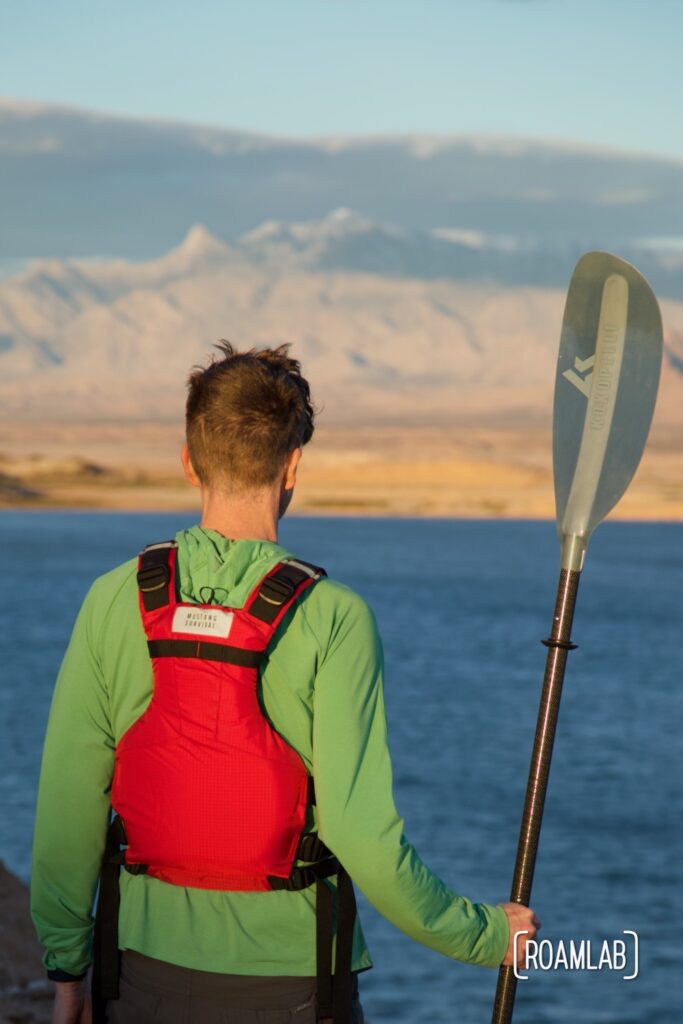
47;969;87;982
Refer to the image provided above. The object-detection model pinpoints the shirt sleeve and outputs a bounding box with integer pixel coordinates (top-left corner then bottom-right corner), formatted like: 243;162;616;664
310;590;509;968
30;581;116;977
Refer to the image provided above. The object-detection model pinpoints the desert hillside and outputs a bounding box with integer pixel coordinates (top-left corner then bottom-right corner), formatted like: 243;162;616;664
1;219;682;428
0;217;681;518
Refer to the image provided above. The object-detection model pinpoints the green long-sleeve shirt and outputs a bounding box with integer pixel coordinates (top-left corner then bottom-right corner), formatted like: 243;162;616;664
31;525;509;977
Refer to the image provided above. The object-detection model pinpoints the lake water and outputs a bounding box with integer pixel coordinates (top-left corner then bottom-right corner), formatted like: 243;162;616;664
0;511;681;1023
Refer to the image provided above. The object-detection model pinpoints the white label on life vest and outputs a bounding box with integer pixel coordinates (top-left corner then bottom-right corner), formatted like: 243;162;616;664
171;607;235;638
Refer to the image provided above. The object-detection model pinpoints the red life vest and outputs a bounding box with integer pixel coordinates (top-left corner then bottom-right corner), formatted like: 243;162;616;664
111;540;332;891
94;540;357;1024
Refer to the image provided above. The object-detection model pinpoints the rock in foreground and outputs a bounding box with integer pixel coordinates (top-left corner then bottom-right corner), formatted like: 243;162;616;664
0;862;51;1024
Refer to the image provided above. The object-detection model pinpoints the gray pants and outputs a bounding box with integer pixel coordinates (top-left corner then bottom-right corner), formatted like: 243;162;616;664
107;950;365;1024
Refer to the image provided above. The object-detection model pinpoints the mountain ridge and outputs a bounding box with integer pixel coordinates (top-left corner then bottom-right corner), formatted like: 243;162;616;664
10;211;681;303
1;220;681;429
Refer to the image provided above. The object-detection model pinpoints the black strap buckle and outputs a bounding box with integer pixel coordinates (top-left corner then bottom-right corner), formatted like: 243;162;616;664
259;574;296;607
108;816;147;874
124;862;148;876
267;856;339;892
110;815;127;846
298;833;331;863
268;864;316;890
289;865;319;889
137;563;170;593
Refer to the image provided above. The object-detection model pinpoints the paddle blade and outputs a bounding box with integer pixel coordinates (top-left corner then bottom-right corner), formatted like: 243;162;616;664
553;252;662;570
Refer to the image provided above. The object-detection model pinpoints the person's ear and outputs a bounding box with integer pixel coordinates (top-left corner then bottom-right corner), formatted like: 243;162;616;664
181;444;201;488
283;448;302;491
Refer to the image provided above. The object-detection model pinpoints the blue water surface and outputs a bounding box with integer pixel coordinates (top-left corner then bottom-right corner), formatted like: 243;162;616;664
0;511;681;1023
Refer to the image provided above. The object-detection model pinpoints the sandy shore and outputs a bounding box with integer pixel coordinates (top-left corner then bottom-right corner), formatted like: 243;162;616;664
1;420;682;521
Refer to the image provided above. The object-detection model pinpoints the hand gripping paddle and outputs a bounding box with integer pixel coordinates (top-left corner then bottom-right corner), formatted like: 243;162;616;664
491;252;663;1024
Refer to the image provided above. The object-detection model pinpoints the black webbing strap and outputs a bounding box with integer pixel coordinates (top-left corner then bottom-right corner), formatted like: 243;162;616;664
137;542;176;612
249;560;326;625
315;868;357;1024
147;639;263;668
332;868;357;1024
316;879;334;1022
91;816;127;1023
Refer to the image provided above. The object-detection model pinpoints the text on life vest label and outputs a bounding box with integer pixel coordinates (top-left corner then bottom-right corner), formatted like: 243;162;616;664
172;607;235;638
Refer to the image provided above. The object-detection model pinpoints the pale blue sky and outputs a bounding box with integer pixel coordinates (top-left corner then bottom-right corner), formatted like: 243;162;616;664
2;0;681;156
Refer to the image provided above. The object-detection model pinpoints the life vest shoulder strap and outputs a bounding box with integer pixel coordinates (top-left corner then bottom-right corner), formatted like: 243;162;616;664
246;558;326;627
136;540;177;612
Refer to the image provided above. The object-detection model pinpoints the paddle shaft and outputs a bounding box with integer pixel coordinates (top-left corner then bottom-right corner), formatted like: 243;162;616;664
491;567;581;1024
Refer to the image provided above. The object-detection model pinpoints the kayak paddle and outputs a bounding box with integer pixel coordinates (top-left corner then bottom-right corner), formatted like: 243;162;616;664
491;251;663;1024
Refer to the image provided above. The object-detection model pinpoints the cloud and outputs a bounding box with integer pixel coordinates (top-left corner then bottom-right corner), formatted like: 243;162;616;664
596;189;655;206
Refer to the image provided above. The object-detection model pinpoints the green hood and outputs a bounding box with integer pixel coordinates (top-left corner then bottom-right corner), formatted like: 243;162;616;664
175;526;293;605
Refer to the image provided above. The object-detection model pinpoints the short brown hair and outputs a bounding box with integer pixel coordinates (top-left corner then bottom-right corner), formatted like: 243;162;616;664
185;341;315;491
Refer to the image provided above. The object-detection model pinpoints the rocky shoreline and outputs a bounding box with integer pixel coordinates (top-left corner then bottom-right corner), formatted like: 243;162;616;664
0;863;51;1024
